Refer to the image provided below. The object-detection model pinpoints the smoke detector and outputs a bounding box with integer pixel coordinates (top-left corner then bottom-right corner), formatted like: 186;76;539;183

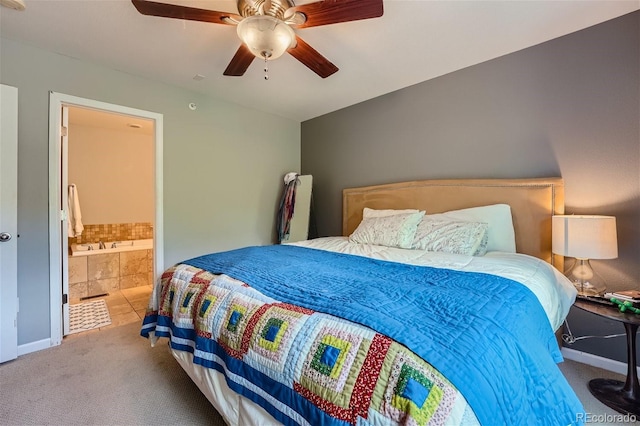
1;0;26;11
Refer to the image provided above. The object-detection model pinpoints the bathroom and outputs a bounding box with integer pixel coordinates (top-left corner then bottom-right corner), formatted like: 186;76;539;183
65;106;155;332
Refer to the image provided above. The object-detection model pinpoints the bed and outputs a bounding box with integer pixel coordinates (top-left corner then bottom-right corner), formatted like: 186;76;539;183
141;177;584;426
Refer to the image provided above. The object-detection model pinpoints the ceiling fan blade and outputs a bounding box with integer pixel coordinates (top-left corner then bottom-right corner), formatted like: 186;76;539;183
223;44;256;76
131;0;242;25
287;0;383;28
288;35;338;78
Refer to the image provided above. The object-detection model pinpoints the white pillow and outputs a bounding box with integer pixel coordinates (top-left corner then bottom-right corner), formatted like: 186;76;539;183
424;204;516;253
412;218;489;256
363;207;422;218
349;211;425;249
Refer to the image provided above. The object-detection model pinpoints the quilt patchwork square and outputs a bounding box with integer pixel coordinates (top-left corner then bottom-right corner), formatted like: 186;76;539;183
296;318;376;411
391;364;441;424
179;290;196;314
194;284;229;338
227;307;245;332
218;295;263;357
246;304;312;377
371;342;458;426
261;318;287;345
311;336;350;379
401;376;431;408
159;265;203;318
172;280;209;327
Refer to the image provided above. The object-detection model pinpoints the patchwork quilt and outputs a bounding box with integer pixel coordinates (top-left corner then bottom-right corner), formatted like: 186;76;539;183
141;245;585;426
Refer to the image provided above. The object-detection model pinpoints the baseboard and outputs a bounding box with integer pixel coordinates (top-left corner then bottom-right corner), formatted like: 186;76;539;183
14;338;636;375
17;338;53;357
561;347;640;377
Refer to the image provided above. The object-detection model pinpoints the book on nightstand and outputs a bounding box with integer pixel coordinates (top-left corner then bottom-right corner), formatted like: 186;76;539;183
604;290;640;304
576;294;615;306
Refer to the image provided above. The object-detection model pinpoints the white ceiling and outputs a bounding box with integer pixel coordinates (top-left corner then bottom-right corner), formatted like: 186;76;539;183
1;0;638;122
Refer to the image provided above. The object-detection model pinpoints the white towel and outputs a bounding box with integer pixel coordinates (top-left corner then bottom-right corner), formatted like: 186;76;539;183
68;184;84;237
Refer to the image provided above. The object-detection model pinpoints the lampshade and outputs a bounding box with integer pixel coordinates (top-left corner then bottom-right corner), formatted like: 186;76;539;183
236;15;295;60
552;215;617;296
552;215;618;259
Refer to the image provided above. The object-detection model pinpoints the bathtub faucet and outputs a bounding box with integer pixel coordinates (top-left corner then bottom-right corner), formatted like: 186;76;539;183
98;241;106;249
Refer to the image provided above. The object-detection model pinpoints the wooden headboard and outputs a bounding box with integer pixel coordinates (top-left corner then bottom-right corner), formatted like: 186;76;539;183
342;178;564;267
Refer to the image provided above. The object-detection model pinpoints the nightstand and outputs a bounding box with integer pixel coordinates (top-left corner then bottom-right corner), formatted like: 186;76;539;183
573;299;640;416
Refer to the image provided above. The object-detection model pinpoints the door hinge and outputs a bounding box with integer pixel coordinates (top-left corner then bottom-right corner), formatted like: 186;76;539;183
60;210;67;221
62;294;68;305
61;126;68;137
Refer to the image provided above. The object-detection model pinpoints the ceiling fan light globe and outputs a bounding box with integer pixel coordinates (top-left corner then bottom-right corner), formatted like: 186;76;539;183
0;0;26;10
237;15;295;60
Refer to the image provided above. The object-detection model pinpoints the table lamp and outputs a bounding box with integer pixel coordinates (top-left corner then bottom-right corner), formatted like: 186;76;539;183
552;215;618;296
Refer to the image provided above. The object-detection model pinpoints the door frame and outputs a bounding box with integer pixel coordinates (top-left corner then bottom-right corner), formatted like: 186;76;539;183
48;92;164;345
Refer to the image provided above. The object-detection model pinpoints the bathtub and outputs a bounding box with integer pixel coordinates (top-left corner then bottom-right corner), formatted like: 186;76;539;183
70;238;154;257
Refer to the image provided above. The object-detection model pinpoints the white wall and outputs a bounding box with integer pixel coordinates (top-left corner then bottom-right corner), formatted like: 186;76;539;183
0;37;301;346
68;121;154;225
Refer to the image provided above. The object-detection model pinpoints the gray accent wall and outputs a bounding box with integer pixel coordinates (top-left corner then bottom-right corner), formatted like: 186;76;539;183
301;12;639;363
1;38;300;346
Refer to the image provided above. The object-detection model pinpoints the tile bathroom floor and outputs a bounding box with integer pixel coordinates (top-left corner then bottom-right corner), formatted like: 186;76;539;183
65;285;152;339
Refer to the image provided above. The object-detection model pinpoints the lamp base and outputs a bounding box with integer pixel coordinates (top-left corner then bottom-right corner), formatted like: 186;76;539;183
572;281;606;297
565;258;607;296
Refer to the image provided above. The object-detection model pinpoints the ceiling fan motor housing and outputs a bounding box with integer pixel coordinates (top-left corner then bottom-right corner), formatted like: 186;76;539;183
237;0;295;19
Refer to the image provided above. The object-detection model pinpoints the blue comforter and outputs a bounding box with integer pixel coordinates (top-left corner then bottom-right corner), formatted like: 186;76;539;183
184;244;584;426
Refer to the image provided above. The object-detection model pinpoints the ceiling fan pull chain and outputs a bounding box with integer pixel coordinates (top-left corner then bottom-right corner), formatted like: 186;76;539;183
264;57;269;80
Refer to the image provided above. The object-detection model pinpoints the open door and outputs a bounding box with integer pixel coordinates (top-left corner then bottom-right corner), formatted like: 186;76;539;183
0;84;19;363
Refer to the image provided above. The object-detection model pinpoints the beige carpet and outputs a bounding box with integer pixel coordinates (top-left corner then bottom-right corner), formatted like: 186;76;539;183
1;321;639;425
0;321;225;426
558;359;640;425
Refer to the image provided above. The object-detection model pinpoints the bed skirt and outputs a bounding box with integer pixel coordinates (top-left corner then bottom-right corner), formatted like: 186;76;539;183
171;346;281;426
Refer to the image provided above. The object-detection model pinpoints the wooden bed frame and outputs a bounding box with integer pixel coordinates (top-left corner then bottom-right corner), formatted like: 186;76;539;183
343;177;565;269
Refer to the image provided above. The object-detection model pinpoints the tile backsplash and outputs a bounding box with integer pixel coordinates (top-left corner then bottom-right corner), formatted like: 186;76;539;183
71;222;153;244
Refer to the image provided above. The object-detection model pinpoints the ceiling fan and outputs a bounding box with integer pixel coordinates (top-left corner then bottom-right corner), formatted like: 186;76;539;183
131;0;384;78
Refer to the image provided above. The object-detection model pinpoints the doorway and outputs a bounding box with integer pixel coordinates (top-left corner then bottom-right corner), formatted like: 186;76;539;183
48;93;164;345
